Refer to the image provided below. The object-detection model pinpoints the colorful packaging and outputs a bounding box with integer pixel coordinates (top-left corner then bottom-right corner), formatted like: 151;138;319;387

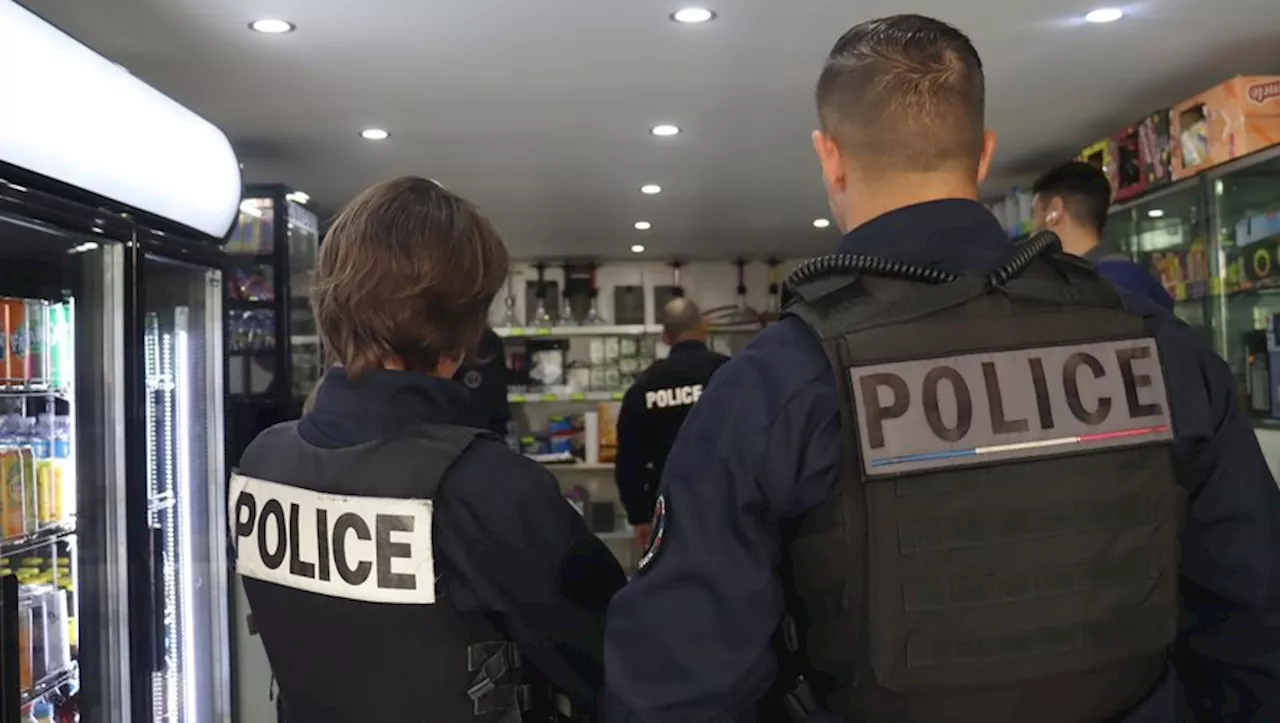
25;299;47;384
1077;138;1119;200
1172;76;1280;179
2;298;26;387
1113;111;1173;203
1;449;26;538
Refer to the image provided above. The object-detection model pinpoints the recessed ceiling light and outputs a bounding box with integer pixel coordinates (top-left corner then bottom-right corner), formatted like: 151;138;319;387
249;19;296;34
285;190;310;205
634;221;652;230
651;124;681;137
1147;209;1165;218
1084;8;1124;23
360;128;390;141
671;7;715;24
640;184;663;195
631;244;646;254
813;218;831;229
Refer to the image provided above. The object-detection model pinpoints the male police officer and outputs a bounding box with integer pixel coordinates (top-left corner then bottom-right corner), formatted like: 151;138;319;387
1032;160;1175;310
603;15;1280;723
615;298;728;548
231;176;625;721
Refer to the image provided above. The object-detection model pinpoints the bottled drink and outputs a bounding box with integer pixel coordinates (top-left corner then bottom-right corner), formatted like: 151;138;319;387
25;300;49;385
34;413;55;525
52;414;71;522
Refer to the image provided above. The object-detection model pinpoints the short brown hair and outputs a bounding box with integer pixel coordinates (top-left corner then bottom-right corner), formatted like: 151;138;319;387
816;14;985;173
313;176;508;378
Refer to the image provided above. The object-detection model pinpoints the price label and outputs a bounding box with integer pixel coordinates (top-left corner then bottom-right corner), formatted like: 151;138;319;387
570;392;587;401
536;328;552;336
509;328;526;337
541;393;559;401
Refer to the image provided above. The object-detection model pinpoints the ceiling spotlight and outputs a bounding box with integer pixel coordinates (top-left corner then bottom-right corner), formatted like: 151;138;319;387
631;244;646;254
813;218;831;229
249;19;296;34
651;124;681;137
1147;209;1165;218
634;221;652;230
360;128;390;141
1084;8;1124;23
285;190;310;205
640;184;663;195
671;7;716;24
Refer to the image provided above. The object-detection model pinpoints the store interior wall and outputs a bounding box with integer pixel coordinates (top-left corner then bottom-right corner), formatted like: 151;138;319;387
493;258;805;327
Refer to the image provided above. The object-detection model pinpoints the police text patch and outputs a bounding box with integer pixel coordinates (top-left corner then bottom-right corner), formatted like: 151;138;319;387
229;474;436;604
849;338;1172;477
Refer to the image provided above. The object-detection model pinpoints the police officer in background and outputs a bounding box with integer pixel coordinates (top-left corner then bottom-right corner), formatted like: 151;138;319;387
604;14;1280;723
615;298;728;548
1032;160;1175;310
454;327;512;435
231;176;625;721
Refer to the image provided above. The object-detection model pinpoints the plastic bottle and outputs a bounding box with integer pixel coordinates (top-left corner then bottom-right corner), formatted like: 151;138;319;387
16;416;38;533
32;701;54;723
52;413;71;522
34;413;54;526
1;412;27;538
47;302;66;391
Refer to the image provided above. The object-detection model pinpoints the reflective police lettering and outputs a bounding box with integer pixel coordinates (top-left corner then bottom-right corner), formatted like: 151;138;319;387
848;338;1173;477
228;474;436;604
644;384;703;409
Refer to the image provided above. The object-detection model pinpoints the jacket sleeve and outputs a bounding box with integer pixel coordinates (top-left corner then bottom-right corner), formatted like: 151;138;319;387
1162;323;1280;720
603;322;841;721
436;449;627;713
615;384;659;524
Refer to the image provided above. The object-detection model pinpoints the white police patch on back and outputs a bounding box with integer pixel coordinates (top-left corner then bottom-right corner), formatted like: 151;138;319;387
229;473;436;605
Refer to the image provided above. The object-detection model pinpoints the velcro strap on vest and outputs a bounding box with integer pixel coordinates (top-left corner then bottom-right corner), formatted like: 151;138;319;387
473;684;532;716
468;641;522;672
468;642;526;716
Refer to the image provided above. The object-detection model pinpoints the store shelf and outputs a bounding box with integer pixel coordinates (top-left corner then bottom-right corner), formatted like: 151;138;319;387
21;663;78;706
509;390;626;403
543;462;616;472
494;324;660;338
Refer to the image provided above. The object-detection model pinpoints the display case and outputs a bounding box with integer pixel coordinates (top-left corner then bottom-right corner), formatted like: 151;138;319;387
225;185;320;459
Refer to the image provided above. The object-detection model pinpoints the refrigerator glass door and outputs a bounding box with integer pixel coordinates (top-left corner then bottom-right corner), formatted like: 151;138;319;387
0;209;130;722
140;255;228;723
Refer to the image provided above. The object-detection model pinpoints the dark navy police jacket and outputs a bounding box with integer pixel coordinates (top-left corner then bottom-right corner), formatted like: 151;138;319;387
615;340;730;525
453;328;512;435
302;367;626;712
1087;246;1176;312
602;200;1280;722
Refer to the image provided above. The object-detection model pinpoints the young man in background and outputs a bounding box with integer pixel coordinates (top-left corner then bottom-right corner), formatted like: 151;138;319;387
1032;160;1175;310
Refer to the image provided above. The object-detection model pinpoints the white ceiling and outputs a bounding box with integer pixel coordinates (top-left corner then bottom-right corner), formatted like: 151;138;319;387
20;0;1280;259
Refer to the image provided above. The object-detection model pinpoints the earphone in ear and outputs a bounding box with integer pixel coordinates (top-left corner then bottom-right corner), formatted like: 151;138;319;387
1045;211;1061;225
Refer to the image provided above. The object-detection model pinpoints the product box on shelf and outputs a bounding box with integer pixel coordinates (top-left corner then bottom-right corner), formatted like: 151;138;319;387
1172;76;1280;180
1078;138;1119;199
1113;111;1173;202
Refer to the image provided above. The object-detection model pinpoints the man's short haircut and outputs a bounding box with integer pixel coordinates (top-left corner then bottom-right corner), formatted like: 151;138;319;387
1032;161;1113;234
313;176;508;378
661;298;703;339
816;14;986;173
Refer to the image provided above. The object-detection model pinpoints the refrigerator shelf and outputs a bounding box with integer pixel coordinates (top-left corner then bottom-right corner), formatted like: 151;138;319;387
0;389;72;401
0;523;75;559
19;662;78;706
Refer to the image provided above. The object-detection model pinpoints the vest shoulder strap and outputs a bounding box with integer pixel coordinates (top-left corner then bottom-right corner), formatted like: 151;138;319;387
783;273;990;341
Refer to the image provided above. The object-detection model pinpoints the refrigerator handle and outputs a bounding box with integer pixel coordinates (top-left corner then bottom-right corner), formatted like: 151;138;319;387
2;573;19;723
149;525;166;673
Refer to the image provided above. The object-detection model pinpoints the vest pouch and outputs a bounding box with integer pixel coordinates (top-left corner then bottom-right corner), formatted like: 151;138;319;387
863;449;1178;697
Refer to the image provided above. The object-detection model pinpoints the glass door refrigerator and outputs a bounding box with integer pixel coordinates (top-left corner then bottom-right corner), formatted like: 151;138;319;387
0;180;132;723
125;226;231;723
1;4;241;720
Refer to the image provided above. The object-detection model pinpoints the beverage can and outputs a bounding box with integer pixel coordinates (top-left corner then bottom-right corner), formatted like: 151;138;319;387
25;299;48;385
48;302;63;390
1;298;25;387
1;449;26;538
19;447;37;533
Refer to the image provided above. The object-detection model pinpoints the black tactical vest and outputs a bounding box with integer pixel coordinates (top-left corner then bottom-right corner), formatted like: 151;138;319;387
778;238;1182;723
233;422;559;722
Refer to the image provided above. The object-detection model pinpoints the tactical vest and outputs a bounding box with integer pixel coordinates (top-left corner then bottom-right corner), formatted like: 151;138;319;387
778;235;1182;723
232;422;564;722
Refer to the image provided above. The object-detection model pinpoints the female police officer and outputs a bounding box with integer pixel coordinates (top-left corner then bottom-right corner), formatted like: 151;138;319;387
231;176;624;721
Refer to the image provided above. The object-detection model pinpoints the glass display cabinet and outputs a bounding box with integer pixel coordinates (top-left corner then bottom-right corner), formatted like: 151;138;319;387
224;185;319;460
